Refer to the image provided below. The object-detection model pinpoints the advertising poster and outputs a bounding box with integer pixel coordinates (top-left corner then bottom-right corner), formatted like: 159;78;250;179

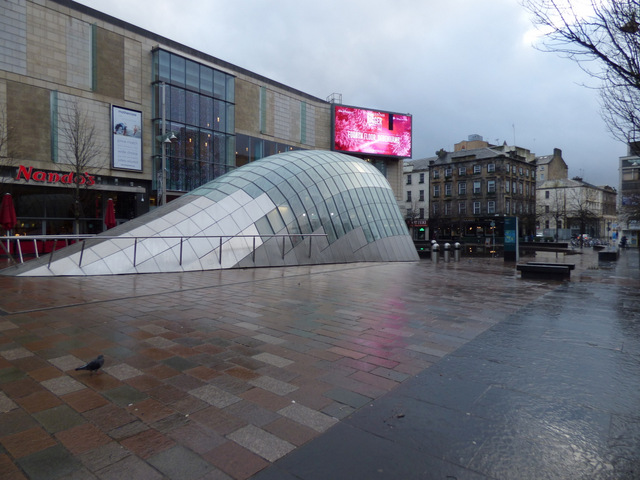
332;105;412;158
112;106;142;171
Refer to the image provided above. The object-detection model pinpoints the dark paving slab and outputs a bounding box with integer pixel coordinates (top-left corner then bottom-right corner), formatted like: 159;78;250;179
253;251;640;480
0;248;638;479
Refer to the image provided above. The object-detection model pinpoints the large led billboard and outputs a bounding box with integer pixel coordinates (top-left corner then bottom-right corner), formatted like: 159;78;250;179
332;105;412;158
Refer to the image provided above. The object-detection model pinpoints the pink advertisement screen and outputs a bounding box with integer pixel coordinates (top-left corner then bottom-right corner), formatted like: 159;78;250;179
333;106;412;157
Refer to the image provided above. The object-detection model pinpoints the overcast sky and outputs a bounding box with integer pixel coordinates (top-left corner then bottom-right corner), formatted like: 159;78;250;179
75;0;625;187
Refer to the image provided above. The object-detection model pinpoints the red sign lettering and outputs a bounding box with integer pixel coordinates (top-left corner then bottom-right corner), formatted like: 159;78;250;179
16;165;96;187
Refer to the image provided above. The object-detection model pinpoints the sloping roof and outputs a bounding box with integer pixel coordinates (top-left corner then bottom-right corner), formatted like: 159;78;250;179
5;151;418;276
406;147;514;169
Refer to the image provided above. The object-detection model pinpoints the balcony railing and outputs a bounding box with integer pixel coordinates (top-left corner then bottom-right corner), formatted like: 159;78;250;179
0;233;327;270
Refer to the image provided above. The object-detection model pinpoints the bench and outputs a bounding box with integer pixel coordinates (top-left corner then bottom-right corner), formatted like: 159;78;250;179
516;262;574;280
598;249;618;261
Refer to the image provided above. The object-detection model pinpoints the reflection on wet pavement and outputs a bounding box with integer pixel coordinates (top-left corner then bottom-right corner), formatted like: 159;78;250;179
0;248;638;479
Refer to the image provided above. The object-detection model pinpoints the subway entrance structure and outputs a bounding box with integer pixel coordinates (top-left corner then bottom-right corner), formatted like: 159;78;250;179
3;151;418;276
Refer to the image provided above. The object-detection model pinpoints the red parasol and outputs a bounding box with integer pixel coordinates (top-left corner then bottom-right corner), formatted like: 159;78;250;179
0;193;17;232
104;198;116;229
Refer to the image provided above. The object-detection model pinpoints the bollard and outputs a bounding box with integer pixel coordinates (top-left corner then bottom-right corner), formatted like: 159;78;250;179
431;242;439;263
444;243;451;262
454;242;461;262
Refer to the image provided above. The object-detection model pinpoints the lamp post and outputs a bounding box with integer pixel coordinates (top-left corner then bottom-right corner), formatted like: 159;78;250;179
159;82;176;206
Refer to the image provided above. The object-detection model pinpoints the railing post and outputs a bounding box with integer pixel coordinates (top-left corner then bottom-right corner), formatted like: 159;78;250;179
133;238;138;267
48;239;58;269
282;236;285;260
179;238;184;266
252;237;256;263
16;239;24;264
33;239;39;258
79;240;86;267
219;237;223;264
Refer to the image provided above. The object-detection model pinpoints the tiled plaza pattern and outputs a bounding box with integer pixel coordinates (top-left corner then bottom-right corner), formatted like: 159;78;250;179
0;249;638;479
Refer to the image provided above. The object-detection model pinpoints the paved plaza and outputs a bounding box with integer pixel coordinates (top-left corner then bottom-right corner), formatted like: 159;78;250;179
0;248;639;479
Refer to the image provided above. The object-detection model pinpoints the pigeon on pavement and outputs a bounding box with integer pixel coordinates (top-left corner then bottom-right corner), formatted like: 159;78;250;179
75;354;104;374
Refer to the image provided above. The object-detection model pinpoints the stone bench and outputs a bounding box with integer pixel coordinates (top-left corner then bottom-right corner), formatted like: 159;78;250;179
516;262;574;280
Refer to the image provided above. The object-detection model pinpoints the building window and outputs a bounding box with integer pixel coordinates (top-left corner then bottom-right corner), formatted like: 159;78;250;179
505;200;510;213
406;191;412;202
539;173;545;181
487;163;495;173
433;184;440;197
419;190;424;201
459;202;467;214
512;165;516;174
153;48;235;193
473;165;481;174
473;181;481;194
519;167;523;175
445;167;452;178
473;201;481;214
487;201;495;214
545;190;550;198
505;182;510;193
545;220;550;228
444;202;452;215
419;208;424;219
458;182;467;195
459;166;466;176
407;174;412;185
512;181;516;193
545;205;550;213
419;173;425;184
445;183;452;196
487;180;496;193
433;169;440;179
518;183;523;194
433;203;439;215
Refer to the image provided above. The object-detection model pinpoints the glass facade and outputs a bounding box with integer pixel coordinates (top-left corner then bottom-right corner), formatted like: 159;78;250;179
190;150;409;246
152;49;235;196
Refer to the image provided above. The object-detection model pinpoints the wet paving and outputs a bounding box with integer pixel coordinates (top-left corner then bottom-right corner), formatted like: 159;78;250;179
0;248;638;479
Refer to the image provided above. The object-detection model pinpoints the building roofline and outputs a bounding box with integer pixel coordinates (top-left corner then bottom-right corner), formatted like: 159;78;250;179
53;0;329;105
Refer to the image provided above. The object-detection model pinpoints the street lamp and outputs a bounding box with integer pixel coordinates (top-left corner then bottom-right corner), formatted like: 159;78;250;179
158;82;177;206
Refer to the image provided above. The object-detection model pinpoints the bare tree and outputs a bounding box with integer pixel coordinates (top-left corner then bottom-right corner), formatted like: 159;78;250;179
522;0;640;142
0;105;17;191
58;102;103;235
538;181;568;240
566;183;600;240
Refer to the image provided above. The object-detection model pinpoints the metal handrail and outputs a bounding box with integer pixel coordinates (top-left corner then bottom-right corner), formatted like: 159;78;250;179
0;233;327;270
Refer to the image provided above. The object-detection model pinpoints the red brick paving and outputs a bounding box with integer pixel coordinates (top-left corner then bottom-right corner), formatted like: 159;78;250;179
1;255;621;479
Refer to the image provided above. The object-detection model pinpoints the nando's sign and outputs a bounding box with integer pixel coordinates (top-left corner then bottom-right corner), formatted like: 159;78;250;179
15;165;96;186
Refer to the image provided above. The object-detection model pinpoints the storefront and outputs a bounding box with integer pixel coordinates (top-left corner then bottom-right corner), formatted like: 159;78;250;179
1;165;148;236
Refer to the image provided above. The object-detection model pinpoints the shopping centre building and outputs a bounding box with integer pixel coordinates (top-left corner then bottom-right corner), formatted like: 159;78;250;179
0;0;412;238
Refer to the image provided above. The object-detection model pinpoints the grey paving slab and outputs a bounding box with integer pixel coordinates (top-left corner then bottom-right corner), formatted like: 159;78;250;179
0;249;638;480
